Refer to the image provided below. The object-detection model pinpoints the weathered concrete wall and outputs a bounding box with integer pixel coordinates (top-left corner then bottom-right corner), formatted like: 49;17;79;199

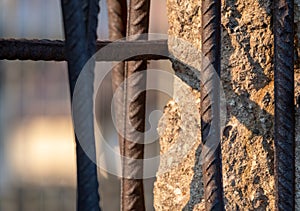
154;0;300;210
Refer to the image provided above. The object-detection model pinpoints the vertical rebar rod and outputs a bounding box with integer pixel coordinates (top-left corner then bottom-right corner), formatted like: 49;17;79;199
121;0;150;210
61;0;101;210
107;0;127;154
106;0;128;208
274;0;295;210
201;0;224;210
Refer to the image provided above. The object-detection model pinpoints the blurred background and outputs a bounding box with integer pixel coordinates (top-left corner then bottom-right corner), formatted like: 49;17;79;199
0;0;171;210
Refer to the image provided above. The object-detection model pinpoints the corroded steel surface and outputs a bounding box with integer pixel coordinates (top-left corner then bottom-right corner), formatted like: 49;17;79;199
61;0;101;210
0;39;168;61
274;0;295;210
201;0;225;210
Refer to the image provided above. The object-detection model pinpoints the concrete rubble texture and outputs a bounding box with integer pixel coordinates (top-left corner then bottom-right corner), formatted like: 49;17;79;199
153;0;300;210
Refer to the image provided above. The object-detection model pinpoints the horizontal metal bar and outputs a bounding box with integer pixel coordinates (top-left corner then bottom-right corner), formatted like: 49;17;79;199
0;39;169;61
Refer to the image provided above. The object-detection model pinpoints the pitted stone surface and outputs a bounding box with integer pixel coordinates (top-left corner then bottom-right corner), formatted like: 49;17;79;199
154;0;300;210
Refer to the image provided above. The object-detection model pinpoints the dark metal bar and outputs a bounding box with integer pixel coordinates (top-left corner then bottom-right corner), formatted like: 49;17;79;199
86;0;100;57
120;0;150;210
106;0;127;209
274;0;295;210
107;0;127;42
0;39;168;61
107;0;127;91
106;0;127;135
201;0;224;210
61;0;101;210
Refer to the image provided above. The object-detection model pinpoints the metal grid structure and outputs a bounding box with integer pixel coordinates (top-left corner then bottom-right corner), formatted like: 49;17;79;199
0;0;297;210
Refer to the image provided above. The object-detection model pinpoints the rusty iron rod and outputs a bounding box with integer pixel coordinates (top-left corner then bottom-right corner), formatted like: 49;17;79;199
107;0;127;43
0;39;168;61
201;0;224;210
106;0;128;209
86;0;101;57
106;0;127;142
61;0;101;210
106;0;128;208
120;0;150;210
274;0;295;210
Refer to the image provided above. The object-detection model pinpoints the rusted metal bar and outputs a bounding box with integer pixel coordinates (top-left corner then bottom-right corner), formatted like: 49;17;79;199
0;39;64;61
120;0;150;210
107;0;127;43
274;0;295;210
201;0;224;210
106;1;127;209
61;0;101;210
106;0;128;208
107;0;127;145
85;0;100;57
0;39;168;61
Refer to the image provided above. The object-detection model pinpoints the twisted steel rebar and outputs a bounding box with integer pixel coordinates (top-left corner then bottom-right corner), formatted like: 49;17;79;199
274;0;295;210
107;0;127;155
86;0;100;56
107;0;127;43
61;0;101;210
106;0;128;208
0;39;168;61
201;0;224;210
120;0;150;210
